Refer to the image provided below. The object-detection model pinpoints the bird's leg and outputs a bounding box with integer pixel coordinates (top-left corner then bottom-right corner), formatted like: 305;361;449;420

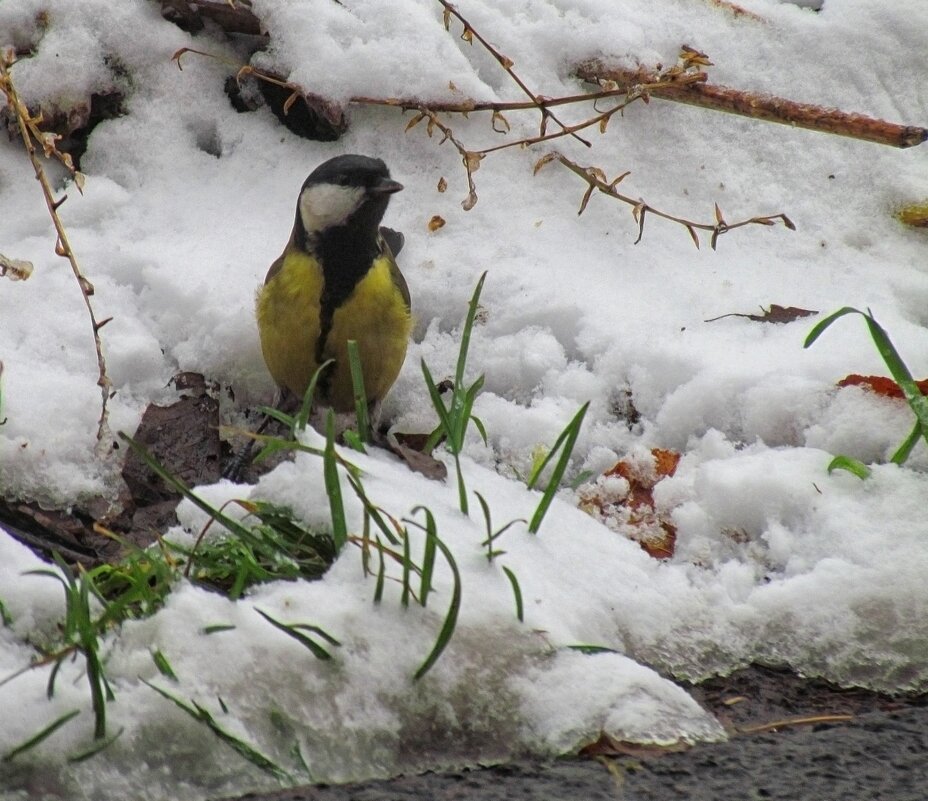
221;388;298;482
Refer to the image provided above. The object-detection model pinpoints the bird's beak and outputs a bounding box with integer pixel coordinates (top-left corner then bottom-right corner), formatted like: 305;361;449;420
369;178;404;196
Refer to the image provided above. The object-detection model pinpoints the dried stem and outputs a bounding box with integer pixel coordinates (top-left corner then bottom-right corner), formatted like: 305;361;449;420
407;108;483;210
436;0;591;147
538;151;795;249
576;61;928;149
0;52;112;444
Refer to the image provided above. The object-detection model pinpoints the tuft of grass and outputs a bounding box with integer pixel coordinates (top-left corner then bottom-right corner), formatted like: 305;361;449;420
526;402;590;533
805;307;928;472
422;272;489;515
86;531;178;623
25;555;114;741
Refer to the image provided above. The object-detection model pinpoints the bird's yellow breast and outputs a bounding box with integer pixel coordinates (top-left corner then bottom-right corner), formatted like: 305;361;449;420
256;248;411;410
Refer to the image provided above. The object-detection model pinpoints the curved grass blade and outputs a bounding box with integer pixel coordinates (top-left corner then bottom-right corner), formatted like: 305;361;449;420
68;727;123;762
827;455;871;479
253;608;336;661
410;507;462;681
152;650;178;681
528;402;589;533
502;566;523;622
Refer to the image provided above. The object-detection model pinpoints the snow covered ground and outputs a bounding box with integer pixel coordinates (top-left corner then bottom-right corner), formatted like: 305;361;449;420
1;0;927;798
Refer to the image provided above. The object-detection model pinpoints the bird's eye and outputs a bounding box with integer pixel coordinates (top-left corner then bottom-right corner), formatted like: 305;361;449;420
336;175;350;186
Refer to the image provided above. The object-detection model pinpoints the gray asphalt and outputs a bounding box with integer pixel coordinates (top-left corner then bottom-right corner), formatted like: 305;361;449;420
220;703;928;801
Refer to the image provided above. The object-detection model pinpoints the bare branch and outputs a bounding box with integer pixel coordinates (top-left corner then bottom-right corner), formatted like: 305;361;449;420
1;51;112;444
540;151;795;248
575;60;928;149
436;0;591;147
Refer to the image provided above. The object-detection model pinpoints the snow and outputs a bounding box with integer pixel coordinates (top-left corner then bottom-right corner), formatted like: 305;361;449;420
2;0;928;798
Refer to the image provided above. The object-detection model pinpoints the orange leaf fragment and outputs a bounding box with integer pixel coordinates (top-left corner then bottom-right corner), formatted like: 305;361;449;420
579;447;681;559
837;374;928;399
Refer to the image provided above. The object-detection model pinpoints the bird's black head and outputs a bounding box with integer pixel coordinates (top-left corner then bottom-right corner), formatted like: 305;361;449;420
296;154;403;245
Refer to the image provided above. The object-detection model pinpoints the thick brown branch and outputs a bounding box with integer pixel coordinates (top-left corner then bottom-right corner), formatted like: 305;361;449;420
576;61;927;149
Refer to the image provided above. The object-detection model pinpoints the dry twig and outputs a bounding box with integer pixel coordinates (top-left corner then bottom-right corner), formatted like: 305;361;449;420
537;151;795;249
0;51;112;444
576;60;928;149
436;1;591;146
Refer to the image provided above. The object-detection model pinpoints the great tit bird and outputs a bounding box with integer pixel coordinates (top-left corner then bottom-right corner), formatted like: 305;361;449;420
256;154;412;414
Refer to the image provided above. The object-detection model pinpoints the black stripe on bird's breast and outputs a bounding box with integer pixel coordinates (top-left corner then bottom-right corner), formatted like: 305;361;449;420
314;228;382;365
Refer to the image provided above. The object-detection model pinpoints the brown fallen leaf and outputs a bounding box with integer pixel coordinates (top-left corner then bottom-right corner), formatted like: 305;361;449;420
428;214;446;232
386;432;448;481
705;304;818;324
579;448;681;558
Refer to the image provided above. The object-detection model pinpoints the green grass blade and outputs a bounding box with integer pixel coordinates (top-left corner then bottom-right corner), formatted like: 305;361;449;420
67;728;123;763
455;271;487;390
373;536;386;604
152;650;178;681
528;402;589;533
502;566;523;622
860;314;928;435
0;597;12;626
566;644;620;655
253;608;335;660
343;472;400;546
202;624;236;634
412;523;462;681
421;360;455;446
805;307;928;464
2;709;80;762
291;623;341;647
400;530;412;608
891;421;923;465
416;508;438;608
143;679;291;782
802;306;861;348
296;358;335;434
347;340;370;445
46;657;64;699
827;455;871;479
474;491;494;560
471;414;488;446
323;411;348;551
453;453;469;516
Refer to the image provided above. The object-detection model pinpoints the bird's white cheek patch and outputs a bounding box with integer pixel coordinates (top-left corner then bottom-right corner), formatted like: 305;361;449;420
299;184;365;232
